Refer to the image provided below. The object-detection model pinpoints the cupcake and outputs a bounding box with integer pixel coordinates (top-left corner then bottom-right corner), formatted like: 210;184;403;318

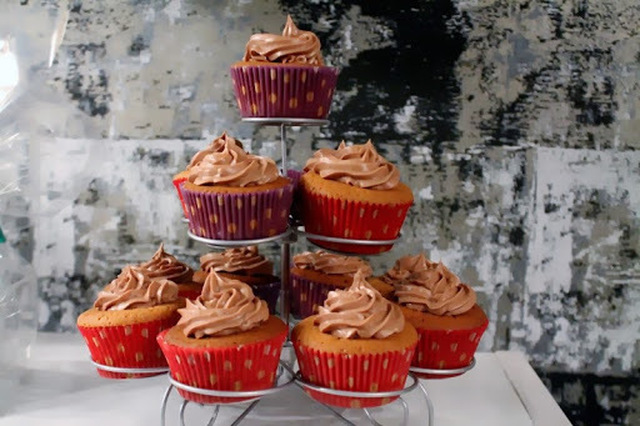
299;140;413;254
230;15;339;119
173;132;244;218
384;253;488;378
192;246;280;314
138;243;201;300
181;133;294;240
290;250;393;318
292;271;418;408
76;266;185;379
157;272;288;404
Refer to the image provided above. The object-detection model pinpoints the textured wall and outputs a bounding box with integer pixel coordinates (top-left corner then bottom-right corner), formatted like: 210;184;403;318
2;0;639;424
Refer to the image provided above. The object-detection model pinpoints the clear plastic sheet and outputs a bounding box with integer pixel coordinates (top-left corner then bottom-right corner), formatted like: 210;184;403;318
0;2;68;203
0;4;68;410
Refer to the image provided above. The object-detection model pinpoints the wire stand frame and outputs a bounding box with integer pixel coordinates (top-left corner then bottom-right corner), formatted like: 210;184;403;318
281;362;432;426
297;227;403;247
187;229;291;249
160;362;294;426
90;359;169;376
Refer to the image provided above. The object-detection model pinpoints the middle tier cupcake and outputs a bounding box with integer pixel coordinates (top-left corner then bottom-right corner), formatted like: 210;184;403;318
181;133;294;240
193;246;280;314
300;140;413;254
290;249;393;318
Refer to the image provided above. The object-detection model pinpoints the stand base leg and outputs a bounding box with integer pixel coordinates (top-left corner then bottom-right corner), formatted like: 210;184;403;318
160;385;262;426
418;382;435;426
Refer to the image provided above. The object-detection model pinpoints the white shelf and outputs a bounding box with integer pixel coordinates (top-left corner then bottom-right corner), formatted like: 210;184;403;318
0;333;570;426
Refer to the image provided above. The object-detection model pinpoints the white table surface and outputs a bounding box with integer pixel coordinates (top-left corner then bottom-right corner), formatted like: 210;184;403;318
0;333;570;426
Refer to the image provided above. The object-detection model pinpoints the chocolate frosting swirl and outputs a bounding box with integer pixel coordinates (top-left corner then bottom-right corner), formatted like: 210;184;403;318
390;255;476;316
177;272;269;338
188;135;279;187
304;140;400;190
382;253;434;285
94;266;179;311
139;243;193;283
243;15;324;65
293;250;372;277
200;246;273;275
188;132;244;169
314;271;404;339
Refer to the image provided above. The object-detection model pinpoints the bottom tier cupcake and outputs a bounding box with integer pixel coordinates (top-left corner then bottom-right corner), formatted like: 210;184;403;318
157;271;287;404
292;271;417;408
77;266;184;379
383;253;488;378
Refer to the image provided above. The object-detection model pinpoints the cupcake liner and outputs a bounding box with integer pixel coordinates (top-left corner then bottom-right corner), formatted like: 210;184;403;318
301;193;412;254
412;320;489;379
286;169;303;225
290;272;336;319
293;344;416;408
250;280;281;315
182;182;294;240
177;288;202;301
157;328;288;404
77;314;180;379
172;176;189;218
230;65;339;118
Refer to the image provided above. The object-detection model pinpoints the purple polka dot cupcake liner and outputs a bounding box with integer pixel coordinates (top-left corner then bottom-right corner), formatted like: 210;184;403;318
290;272;337;319
286;169;303;225
182;182;294;241
230;65;339;118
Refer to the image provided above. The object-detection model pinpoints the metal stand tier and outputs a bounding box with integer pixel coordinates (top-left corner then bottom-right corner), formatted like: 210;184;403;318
90;359;169;376
187;229;292;249
410;357;476;377
160;362;295;426
297;226;403;247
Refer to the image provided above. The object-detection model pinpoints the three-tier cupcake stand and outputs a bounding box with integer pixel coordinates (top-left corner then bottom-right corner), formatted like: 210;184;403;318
149;119;476;426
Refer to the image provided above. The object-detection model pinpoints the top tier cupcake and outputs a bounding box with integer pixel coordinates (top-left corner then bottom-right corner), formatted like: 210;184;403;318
299;140;413;254
231;15;339;119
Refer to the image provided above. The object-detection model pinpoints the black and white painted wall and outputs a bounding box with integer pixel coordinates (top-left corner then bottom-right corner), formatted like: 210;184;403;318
1;1;638;424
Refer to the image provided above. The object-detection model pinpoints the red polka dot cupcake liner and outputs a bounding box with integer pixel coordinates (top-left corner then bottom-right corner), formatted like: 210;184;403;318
290;272;336;319
156;328;288;404
77;314;180;379
300;193;412;254
172;175;189;218
412;320;488;379
230;65;339;119
177;287;201;301
293;344;416;408
182;182;294;241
